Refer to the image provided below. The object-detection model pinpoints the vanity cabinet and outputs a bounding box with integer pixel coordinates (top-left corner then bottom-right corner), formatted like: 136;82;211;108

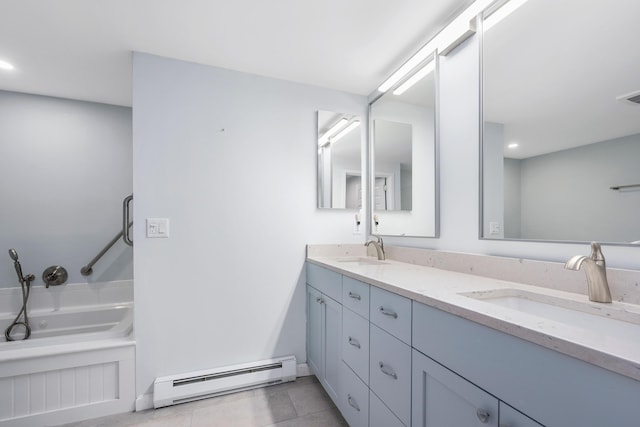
412;349;499;427
306;263;343;405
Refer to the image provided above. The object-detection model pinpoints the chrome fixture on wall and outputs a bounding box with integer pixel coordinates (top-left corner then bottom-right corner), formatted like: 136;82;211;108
42;265;68;288
81;194;133;276
5;248;35;341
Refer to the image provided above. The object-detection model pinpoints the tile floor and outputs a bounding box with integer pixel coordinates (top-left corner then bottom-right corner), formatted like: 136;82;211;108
62;376;347;427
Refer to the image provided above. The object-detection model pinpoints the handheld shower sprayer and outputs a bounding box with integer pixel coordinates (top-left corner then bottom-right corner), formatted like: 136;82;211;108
5;248;34;341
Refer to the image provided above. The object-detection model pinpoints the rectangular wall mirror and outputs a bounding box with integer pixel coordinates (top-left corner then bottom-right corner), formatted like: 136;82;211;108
317;110;362;209
481;0;640;244
370;55;438;237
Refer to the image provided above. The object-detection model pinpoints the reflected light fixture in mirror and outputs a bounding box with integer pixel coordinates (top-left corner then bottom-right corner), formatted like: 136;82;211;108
317;110;363;210
370;52;438;237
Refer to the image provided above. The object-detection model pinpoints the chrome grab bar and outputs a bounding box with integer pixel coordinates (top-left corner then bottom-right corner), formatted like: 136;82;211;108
81;221;132;276
123;194;133;246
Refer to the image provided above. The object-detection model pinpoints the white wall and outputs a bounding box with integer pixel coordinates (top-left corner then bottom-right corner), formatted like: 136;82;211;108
503;158;522;238
482;122;504;238
132;53;367;397
379;35;640;270
0;90;132;288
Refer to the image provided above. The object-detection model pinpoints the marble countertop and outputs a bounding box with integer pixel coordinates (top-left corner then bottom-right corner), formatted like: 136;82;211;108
306;253;640;382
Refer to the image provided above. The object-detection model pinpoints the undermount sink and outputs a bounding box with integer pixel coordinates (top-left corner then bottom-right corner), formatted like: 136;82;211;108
460;288;640;340
334;257;387;266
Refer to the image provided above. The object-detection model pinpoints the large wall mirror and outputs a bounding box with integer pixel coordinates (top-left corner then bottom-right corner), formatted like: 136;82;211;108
370;55;438;237
481;0;640;244
317;110;362;209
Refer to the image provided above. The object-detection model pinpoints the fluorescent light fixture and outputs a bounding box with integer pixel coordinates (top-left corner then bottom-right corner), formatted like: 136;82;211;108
331;121;360;144
507;143;519;149
0;60;15;71
318;118;348;146
393;61;435;96
378;0;496;93
484;0;530;32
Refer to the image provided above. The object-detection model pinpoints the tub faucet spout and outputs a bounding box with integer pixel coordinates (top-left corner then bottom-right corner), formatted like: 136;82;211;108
365;235;385;260
564;242;612;303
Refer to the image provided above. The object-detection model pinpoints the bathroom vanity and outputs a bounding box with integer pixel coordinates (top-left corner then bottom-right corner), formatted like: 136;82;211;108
306;245;640;427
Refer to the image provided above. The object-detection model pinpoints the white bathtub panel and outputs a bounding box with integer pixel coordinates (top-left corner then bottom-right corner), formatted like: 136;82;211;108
60;368;75;409
46;370;60;410
103;362;117;400
90;364;104;403
75;365;90;406
13;376;29;416
0;378;11;418
29;373;45;414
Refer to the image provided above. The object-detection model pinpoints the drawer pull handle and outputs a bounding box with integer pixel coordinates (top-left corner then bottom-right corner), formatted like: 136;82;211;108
348;337;361;349
379;306;398;319
379;361;398;379
348;291;361;300
476;409;490;424
347;394;360;412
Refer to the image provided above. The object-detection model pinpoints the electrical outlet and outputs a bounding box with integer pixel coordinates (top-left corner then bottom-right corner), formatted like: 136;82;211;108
147;218;170;238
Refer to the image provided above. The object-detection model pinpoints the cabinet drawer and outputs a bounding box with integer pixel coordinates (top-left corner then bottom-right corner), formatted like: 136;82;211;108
370;286;411;344
306;263;341;302
369;324;411;426
370;391;406;427
342;276;370;319
342;307;370;384
339;361;369;427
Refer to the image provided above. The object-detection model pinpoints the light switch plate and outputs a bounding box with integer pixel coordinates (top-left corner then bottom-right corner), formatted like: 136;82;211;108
147;218;170;238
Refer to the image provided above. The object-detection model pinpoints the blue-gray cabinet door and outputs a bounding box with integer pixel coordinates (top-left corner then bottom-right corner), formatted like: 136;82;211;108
499;402;544;427
307;285;323;379
323;294;342;403
412;349;499;427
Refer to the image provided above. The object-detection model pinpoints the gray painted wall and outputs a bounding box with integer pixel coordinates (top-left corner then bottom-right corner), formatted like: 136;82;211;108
503;158;522;238
519;134;640;242
0;91;133;288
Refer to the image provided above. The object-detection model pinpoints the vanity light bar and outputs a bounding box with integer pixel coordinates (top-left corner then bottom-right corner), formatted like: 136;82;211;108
0;59;15;71
483;0;530;32
393;60;435;96
377;0;497;93
331;121;360;144
318;117;349;146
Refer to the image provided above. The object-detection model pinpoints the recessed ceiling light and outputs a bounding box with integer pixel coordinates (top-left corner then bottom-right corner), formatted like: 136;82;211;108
507;143;519;149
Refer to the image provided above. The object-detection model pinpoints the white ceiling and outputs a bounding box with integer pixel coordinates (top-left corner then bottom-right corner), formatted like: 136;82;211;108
0;0;471;107
483;0;640;159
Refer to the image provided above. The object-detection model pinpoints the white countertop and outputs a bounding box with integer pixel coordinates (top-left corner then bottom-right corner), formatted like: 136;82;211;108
307;254;640;382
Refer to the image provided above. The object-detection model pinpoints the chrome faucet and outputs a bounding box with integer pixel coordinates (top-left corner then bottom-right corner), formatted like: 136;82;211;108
564;242;612;303
365;235;385;260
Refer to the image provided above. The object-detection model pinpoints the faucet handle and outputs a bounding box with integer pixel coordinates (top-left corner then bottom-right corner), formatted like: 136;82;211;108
590;242;605;263
372;234;384;250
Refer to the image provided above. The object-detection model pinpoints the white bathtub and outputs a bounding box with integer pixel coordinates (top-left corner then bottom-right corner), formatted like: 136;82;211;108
0;280;135;427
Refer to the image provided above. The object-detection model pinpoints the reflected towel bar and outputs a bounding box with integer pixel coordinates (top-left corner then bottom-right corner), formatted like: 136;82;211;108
610;184;640;190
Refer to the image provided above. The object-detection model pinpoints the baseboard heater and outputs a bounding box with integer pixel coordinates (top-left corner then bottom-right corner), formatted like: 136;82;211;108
152;355;296;408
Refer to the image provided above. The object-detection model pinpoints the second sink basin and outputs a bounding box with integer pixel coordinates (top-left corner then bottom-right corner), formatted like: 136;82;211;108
460;288;640;341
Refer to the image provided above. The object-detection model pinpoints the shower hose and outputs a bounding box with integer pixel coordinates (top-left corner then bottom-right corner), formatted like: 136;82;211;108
5;250;35;341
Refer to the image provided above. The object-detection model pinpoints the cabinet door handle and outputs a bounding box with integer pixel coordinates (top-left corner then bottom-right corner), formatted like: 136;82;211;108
348;337;361;349
379;361;398;379
476;409;490;424
347;394;360;412
316;297;324;304
378;306;398;319
348;291;361;300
